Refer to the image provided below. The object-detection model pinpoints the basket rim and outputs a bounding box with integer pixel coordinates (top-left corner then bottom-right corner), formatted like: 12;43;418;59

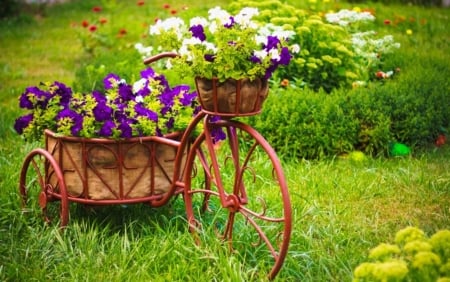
44;129;183;144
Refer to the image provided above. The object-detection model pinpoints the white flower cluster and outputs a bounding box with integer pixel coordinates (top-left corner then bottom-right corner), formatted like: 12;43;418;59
144;6;298;67
134;43;153;59
352;31;400;61
325;9;375;26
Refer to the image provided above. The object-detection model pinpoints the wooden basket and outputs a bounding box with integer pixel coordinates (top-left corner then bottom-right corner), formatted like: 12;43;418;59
195;77;269;117
45;130;184;200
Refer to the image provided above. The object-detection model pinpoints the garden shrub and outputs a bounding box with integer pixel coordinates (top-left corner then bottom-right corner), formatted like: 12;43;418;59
250;71;450;159
249;85;359;159
228;0;400;93
353;227;450;282
0;0;19;19
347;0;442;6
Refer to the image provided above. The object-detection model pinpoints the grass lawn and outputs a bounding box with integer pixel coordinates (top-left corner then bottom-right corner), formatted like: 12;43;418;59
0;0;449;281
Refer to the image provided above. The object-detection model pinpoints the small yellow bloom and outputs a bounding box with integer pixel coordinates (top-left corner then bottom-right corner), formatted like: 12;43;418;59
353;7;361;12
406;29;413;35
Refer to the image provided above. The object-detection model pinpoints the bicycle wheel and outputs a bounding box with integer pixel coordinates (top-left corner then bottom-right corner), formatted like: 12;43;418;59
183;118;292;279
19;148;69;227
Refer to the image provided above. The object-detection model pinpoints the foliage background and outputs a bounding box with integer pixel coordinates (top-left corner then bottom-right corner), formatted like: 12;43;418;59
0;0;449;281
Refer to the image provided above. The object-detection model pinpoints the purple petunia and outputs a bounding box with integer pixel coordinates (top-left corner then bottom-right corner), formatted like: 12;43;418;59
165;117;175;130
158;90;176;108
118;84;134;102
98;120;115;137
19;86;52;109
154;74;170;90
135;103;158;122
180;91;197;106
278;47;292;65
118;119;133;138
93;101;113;122
14;114;34;134
140;68;155;79
224;16;235;28
264;64;277;80
250;55;262;64
56;108;84;136
53;81;73;107
264;36;281;51
204;54;215;62
92;90;107;104
103;73;121;90
189;24;206;41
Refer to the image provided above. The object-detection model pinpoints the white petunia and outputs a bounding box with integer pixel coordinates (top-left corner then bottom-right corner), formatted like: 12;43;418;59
269;49;280;61
291;44;301;53
253;50;267;60
135;95;144;103
208;6;231;26
190;16;209;27
133;78;147;94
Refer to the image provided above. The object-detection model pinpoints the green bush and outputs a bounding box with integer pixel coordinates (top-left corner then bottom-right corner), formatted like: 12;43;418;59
249;85;359;159
229;0;360;92
228;0;401;93
0;0;19;18
347;0;442;6
353;227;450;282
250;69;450;159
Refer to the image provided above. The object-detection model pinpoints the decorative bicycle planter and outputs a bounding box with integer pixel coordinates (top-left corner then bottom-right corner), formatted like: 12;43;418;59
19;53;292;280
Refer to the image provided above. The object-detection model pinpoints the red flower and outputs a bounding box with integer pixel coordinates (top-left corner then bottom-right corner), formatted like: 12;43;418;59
170;9;177;15
435;134;446;147
92;6;102;12
89;25;97;32
384;19;391;25
163;3;170;9
376;71;386;79
280;79;289;87
137;0;145;5
117;28;127;37
99;17;107;24
81;20;89;28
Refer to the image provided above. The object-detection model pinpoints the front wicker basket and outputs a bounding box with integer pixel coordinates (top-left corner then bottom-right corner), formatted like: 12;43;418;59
195;77;269;117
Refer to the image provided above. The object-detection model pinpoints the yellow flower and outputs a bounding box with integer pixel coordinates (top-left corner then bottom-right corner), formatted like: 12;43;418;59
406;29;413;35
353;7;361;12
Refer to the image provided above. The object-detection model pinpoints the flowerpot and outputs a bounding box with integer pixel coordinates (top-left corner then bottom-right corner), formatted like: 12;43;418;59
195;77;269;116
45;130;185;200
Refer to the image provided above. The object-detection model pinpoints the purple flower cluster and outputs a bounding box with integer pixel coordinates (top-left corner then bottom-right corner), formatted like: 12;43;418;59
14;67;200;140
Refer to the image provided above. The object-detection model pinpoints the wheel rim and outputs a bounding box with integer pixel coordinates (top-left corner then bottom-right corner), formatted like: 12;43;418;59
19;149;70;227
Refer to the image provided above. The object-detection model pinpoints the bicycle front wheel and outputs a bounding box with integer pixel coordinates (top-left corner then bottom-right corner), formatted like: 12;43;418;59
183;118;292;280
